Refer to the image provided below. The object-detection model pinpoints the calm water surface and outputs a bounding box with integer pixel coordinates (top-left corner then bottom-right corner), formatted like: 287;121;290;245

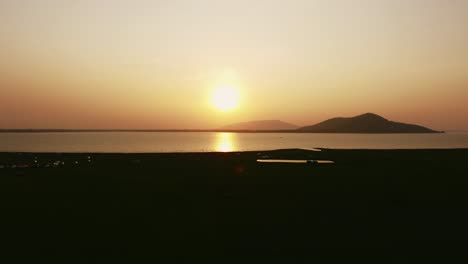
1;132;468;152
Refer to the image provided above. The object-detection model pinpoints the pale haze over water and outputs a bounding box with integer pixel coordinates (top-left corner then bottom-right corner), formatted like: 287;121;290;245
1;132;468;153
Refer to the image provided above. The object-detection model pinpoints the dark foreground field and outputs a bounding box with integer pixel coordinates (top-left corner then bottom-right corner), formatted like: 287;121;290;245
1;149;467;263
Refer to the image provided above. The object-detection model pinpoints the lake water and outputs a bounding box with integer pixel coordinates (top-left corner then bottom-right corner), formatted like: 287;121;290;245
1;132;468;153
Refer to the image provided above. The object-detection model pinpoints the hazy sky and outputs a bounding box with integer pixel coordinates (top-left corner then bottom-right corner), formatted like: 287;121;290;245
1;0;467;130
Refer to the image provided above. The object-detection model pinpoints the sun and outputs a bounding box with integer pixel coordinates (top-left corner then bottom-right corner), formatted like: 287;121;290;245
212;85;240;111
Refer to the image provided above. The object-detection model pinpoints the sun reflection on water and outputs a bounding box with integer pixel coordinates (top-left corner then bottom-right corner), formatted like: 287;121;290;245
215;132;236;152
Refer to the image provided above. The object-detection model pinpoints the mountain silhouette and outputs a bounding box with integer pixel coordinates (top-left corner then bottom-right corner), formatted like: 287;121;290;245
297;113;440;133
220;120;298;131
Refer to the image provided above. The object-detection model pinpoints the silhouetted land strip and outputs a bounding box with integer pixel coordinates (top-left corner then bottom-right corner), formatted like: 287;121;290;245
0;129;302;133
1;149;466;262
0;113;443;134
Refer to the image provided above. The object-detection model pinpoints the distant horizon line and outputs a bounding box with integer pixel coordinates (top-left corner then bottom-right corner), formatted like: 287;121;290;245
1;113;460;132
0;129;302;133
0;129;462;133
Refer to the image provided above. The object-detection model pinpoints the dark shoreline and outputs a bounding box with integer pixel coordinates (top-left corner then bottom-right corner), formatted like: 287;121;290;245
0;129;444;133
1;149;467;262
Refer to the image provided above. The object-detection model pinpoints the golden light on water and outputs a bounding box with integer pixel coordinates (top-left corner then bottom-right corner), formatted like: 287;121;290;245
215;132;235;152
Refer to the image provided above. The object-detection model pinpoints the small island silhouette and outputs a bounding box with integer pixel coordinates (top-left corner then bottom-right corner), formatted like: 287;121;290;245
220;113;440;133
297;113;441;133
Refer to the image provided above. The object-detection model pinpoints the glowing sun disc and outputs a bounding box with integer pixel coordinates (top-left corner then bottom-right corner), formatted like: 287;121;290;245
212;85;239;111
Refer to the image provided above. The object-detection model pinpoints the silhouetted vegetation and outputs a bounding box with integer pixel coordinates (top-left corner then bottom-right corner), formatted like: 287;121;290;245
0;149;466;262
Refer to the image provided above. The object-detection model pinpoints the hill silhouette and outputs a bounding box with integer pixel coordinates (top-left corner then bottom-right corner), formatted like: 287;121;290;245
1;114;441;133
297;113;440;133
219;120;298;131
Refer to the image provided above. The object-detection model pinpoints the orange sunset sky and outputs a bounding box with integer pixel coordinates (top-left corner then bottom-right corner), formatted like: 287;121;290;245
1;0;467;130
